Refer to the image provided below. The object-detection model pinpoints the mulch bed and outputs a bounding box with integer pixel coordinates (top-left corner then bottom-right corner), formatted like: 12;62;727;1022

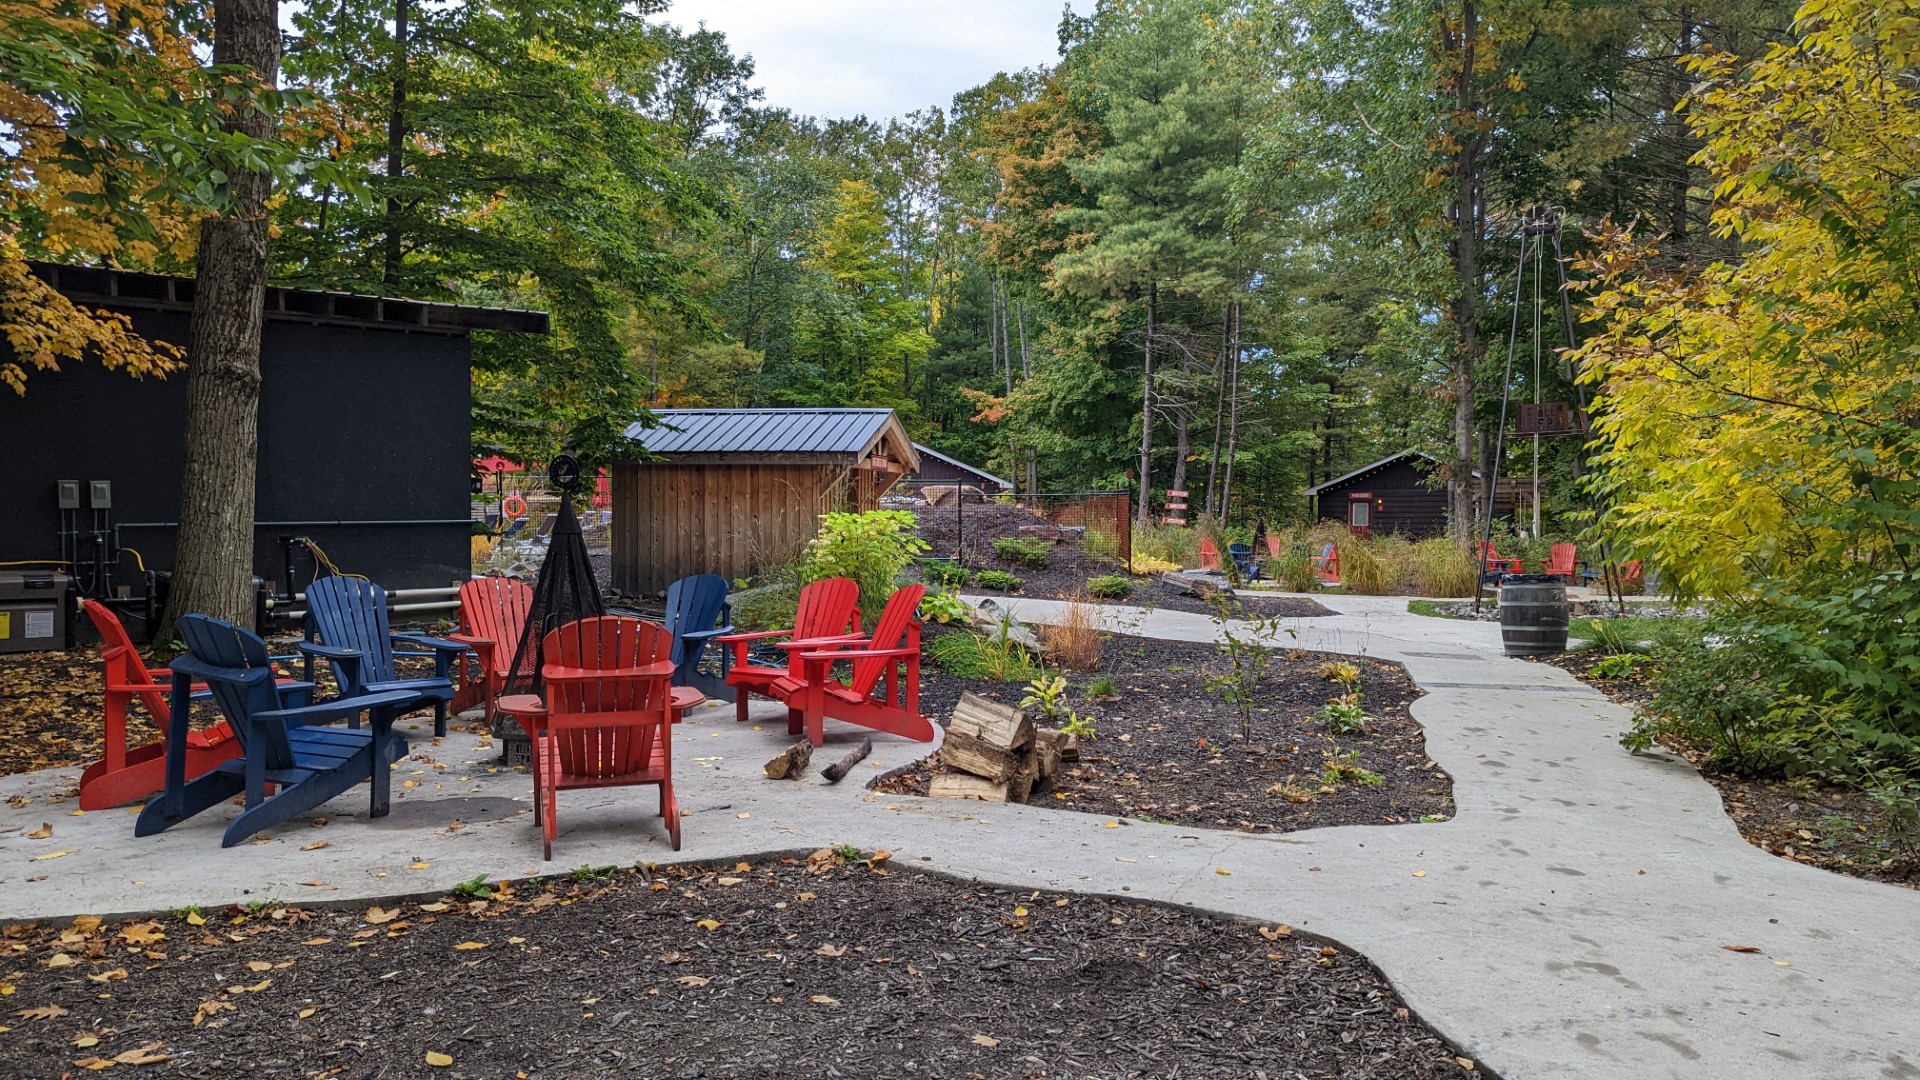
0;857;1485;1079
1533;649;1918;890
913;503;1334;618
879;631;1453;834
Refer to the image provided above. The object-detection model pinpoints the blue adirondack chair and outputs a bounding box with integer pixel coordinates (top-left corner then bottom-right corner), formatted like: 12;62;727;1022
299;576;468;737
1228;542;1261;581
135;615;416;847
663;573;735;703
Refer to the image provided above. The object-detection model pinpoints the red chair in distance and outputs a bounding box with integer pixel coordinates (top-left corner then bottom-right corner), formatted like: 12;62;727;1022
1312;543;1341;584
1543;543;1578;582
1264;535;1283;559
718;577;860;723
78;600;312;810
1479;543;1522;576
1198;537;1221;571
772;584;933;748
449;576;533;724
538;616;679;859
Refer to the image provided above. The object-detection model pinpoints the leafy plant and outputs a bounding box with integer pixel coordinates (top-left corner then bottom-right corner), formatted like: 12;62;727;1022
926;627;1043;683
973;569;1023;591
1320;750;1383;787
832;843;863;860
1061;711;1098;739
1589;653;1647;679
1085;673;1120;700
571;864;619;884
921;560;972;589
1204;600;1295;739
918;589;972;625
1022;675;1097;739
992;536;1054;567
1317;694;1372;734
1128;554;1182;576
803;510;930;623
1314;660;1361;685
450;874;496;901
1086;573;1131;598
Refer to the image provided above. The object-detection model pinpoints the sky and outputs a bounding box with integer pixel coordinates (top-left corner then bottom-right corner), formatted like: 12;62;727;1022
663;1;1086;121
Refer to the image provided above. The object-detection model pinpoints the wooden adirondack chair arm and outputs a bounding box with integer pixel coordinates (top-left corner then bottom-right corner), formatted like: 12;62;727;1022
254;689;417;727
798;646;918;664
680;626;733;642
391;632;470;655
448;632;493;648
296;641;363;662
715;628;799;644
776;633;868;651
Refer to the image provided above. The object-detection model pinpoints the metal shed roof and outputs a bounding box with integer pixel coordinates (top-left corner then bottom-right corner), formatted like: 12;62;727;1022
622;408;911;460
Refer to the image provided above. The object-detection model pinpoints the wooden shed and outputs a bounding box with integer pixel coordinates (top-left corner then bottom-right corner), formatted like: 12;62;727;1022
1306;450;1450;539
611;408;920;596
903;442;1009;494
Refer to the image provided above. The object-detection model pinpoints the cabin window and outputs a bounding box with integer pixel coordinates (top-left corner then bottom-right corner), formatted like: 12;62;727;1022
1347;494;1372;528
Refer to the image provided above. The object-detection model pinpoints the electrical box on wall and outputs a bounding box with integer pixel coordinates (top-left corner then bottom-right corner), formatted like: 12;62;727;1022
89;480;112;509
0;571;71;654
57;480;81;510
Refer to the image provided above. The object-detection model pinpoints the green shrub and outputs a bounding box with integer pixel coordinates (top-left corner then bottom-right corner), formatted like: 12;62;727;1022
1085;673;1119;700
1086;574;1131;599
1320;750;1383;787
992;536;1053;567
1082;530;1121;564
1336;537;1392;594
974;569;1022;591
920;559;972;588
730;583;799;631
803;510;930;623
1409;538;1479;597
1264;547;1319;592
918;589;972;625
1317;694;1372;734
1133;521;1198;567
1623;629;1792;774
926;628;1043;683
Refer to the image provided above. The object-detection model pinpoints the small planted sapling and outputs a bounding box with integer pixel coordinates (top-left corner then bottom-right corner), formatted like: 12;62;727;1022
1204;598;1295;740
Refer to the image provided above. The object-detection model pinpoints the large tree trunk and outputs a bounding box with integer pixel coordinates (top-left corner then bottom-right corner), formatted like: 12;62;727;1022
1219;300;1241;521
155;0;281;642
1136;282;1157;527
1205;306;1228;515
1445;0;1484;539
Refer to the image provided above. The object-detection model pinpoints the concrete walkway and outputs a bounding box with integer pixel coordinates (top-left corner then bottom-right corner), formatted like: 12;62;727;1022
3;595;1917;1079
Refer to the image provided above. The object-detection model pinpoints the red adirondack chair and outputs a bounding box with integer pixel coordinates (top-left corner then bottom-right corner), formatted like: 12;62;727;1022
1479;543;1521;575
78;600;311;810
718;577;861;723
1544;543;1578;582
1198;537;1221;571
1264;535;1282;559
1312;543;1341;584
449;576;532;723
769;584;933;747
538;616;679;858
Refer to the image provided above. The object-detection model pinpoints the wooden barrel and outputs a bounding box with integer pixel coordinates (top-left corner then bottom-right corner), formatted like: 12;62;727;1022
1499;575;1569;656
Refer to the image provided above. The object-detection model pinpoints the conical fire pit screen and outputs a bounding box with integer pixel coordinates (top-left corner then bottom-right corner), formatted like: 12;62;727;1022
494;454;604;742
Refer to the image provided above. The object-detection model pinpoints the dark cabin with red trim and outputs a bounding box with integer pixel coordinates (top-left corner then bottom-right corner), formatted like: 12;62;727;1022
1305;450;1450;539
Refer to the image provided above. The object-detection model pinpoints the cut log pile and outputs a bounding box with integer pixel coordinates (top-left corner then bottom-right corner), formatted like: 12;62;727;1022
928;692;1079;804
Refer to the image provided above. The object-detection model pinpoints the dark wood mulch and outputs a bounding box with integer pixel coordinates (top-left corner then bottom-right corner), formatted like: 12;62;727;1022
0;859;1485;1079
912;503;1335;618
879;631;1453;834
1532;649;1919;890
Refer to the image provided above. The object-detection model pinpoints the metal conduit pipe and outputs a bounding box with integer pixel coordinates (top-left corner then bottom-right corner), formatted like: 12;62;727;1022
278;586;460;604
269;599;462;622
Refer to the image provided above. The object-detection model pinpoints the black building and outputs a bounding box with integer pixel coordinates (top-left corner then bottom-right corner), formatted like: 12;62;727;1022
0;262;548;598
902;442;1008;494
1305;450;1451;538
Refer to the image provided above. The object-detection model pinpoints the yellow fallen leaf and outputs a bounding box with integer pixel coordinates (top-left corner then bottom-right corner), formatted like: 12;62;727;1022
426;1050;454;1067
1102;820;1119;828
453;941;487;951
74;1034;100;1048
32;849;77;861
419;902;449;913
17;1003;68;1020
695;919;721;931
508;937;526;945
0;983;13;996
971;1034;999;1048
1258;925;1292;940
119;922;164;945
409;861;431;870
184;911;207;926
75;1056;114;1071
46;953;76;968
364;907;400;925
25;822;52;839
300;938;333;947
734;862;751;872
1013;907;1029;917
1412;870;1428;878
71;915;102;933
247;961;274;973
86;968;128;983
808;994;839;1005
300;842;330;852
113;1042;170;1065
297;1007;317;1019
717;876;744;886
1215;868;1231;876
675;975;711;987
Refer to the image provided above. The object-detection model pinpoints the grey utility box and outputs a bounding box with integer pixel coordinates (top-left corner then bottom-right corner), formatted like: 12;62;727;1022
0;571;71;654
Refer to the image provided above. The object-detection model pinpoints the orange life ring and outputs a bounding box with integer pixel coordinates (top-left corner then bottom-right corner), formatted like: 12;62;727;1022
501;494;528;519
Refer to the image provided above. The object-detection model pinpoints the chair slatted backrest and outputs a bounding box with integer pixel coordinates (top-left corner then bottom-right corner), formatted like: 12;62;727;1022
845;585;925;698
663;574;730;667
1199;537;1219;569
542;617;672;778
178;615;294;769
459;577;532;674
83;600;168;721
1547;543;1577;575
306;576;397;682
793;577;860;640
1265;535;1282;558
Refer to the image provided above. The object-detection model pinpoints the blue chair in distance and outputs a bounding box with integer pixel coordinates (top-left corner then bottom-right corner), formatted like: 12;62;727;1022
662;573;735;703
300;575;468;736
